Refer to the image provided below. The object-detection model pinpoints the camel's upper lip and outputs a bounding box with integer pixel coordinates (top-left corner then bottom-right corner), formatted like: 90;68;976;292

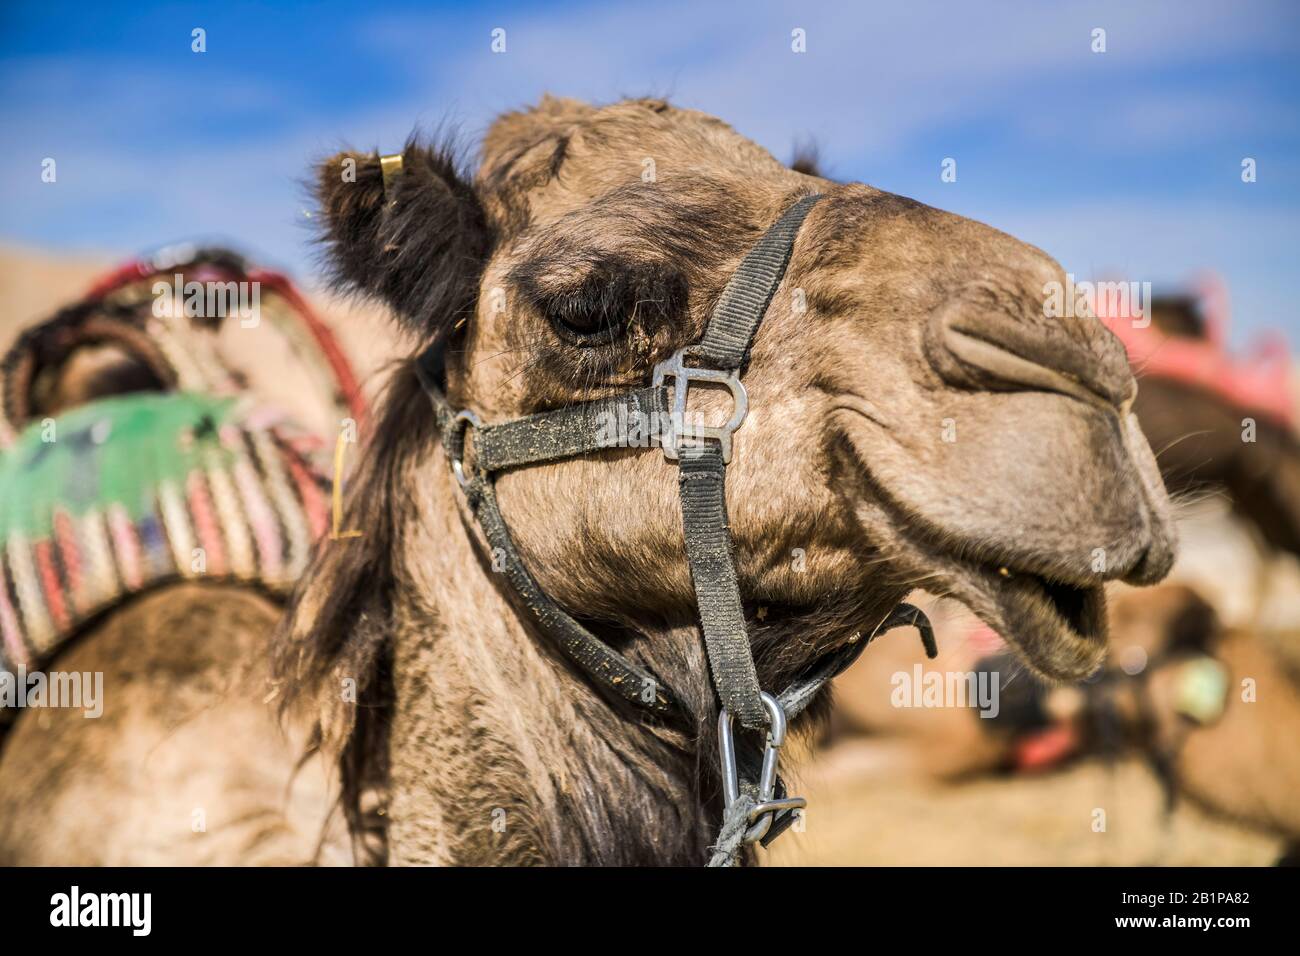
830;401;1108;679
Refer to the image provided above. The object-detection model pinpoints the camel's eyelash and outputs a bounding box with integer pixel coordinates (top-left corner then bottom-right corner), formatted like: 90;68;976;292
542;272;641;343
512;256;690;346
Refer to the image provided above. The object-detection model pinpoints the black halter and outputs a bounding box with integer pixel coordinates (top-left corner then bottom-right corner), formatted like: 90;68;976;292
408;187;936;863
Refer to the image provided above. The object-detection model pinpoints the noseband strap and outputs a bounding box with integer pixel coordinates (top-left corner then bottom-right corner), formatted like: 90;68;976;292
409;189;937;863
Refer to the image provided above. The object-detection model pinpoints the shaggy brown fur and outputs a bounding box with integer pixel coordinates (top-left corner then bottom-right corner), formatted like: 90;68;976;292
315;139;491;339
276;96;1177;865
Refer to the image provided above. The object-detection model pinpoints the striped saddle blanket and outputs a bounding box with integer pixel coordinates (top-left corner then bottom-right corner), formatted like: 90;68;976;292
0;391;330;672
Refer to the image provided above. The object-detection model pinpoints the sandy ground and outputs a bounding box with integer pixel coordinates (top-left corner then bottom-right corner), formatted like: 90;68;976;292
765;748;1283;866
2;244;1290;866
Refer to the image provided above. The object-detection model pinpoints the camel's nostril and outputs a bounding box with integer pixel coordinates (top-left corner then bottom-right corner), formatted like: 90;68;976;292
927;287;1137;413
937;321;1124;412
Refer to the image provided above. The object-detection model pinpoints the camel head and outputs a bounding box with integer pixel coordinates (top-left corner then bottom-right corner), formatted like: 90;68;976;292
315;95;1175;701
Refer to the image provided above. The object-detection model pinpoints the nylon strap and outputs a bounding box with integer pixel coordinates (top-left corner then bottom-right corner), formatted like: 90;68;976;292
690;193;823;371
415;195;827;731
705;601;937;864
464;475;681;717
776;602;938;721
678;443;765;726
474;386;667;472
416;350;683;719
674;193;823;729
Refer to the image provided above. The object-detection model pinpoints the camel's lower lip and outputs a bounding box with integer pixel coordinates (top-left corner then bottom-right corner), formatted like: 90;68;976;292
950;561;1107;680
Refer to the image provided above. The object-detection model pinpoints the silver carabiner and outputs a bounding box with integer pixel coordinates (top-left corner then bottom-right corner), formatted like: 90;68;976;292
718;691;807;846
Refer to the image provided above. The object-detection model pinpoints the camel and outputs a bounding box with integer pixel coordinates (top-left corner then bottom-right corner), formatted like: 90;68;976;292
1124;587;1300;861
0;256;354;866
1133;377;1300;556
0;582;346;864
1;96;1176;866
272;95;1176;866
826;583;1300;863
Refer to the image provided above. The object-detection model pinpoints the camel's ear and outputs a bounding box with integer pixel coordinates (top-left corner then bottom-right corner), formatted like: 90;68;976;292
315;140;492;336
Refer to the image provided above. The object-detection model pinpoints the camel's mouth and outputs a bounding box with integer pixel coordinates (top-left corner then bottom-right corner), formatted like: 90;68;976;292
830;403;1118;679
886;520;1110;680
836;457;1109;680
951;559;1108;680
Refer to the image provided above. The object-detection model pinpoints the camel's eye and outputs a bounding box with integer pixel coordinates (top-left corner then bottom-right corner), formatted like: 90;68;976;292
544;283;631;344
513;254;689;348
540;269;646;345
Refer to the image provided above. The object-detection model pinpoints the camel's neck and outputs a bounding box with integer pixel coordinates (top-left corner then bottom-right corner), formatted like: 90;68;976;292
383;446;713;865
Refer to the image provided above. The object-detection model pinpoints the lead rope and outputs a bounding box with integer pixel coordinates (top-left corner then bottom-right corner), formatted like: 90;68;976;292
380;157;939;864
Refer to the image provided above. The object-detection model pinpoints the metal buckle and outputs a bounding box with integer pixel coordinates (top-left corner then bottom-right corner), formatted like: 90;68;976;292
718;692;807;846
652;347;748;464
449;409;481;489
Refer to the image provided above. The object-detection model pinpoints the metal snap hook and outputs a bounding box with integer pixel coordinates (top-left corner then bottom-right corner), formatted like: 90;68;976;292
718;691;807;846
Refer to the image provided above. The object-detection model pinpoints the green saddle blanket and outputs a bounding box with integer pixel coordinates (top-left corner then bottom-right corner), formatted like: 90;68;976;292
0;392;330;672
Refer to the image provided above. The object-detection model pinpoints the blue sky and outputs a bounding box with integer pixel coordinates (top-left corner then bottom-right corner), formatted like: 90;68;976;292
2;0;1297;345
